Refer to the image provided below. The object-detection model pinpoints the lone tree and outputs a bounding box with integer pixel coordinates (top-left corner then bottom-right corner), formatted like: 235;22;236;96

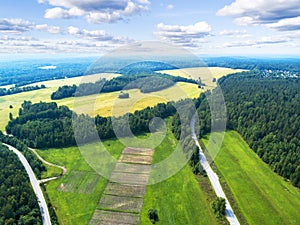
148;209;159;224
211;197;226;218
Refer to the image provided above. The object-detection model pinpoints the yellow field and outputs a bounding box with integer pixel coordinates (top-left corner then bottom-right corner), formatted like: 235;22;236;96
160;67;244;89
64;82;201;117
25;73;120;88
0;67;242;131
0;82;201;131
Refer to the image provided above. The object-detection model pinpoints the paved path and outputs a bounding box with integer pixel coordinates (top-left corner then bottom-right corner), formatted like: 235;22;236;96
190;115;240;225
2;143;52;225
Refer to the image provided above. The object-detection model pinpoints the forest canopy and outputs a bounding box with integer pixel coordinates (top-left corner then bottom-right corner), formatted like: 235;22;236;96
0;145;42;225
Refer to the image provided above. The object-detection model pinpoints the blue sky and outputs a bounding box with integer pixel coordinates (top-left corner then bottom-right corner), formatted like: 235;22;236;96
0;0;299;56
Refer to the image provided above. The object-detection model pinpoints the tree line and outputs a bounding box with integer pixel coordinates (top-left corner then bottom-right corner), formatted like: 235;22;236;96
0;85;46;97
51;73;197;100
6;100;176;148
5;97;204;175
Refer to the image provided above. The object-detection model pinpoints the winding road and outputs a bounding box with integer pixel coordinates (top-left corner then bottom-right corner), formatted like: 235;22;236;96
190;115;240;225
2;143;52;225
29;147;67;176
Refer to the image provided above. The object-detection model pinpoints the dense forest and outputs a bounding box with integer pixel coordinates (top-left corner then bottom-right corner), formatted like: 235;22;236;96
0;85;45;97
0;145;42;225
190;72;300;187
51;72;197;100
0;131;46;179
0;57;94;87
4;98;202;174
204;57;300;73
6;100;176;148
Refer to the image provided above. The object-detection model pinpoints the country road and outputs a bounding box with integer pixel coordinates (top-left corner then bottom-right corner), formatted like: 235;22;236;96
190;115;240;225
2;143;52;225
29;147;67;175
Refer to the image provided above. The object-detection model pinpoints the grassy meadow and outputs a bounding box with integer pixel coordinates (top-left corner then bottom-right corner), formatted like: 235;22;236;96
38;139;125;225
37;119;225;225
140;119;223;225
202;131;300;225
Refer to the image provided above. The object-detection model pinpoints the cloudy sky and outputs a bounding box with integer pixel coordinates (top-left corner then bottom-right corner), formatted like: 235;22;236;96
0;0;300;56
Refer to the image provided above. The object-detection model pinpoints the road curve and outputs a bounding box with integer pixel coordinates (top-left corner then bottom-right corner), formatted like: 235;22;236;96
2;143;52;225
29;147;67;175
190;115;240;225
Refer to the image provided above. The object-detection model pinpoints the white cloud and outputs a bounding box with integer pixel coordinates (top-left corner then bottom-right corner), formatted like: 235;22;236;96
67;26;132;43
39;0;150;23
223;35;290;48
266;16;300;31
155;21;211;47
45;7;73;19
217;0;300;31
0;18;33;34
0;35;127;54
219;29;250;38
166;4;174;10
86;11;121;23
136;0;150;4
0;17;64;35
35;24;61;34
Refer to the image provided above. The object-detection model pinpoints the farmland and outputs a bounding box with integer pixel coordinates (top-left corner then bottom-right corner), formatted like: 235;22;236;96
36;119;225;225
140;120;222;225
90;147;154;224
202;131;300;225
0;67;242;131
160;67;244;89
37;139;125;225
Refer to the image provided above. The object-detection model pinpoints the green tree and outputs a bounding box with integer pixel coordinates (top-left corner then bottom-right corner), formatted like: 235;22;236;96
211;197;226;219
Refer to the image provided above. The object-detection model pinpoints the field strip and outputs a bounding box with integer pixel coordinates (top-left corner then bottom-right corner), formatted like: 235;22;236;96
89;147;154;225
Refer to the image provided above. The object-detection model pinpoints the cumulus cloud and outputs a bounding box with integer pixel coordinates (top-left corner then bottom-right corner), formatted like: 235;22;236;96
0;17;64;35
0;35;127;54
35;24;61;34
266;16;300;31
217;0;300;31
39;0;150;23
155;21;211;47
0;18;32;34
67;26;132;43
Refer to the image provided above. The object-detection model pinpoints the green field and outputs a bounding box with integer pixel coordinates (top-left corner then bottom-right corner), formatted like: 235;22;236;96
37;119;226;225
140;121;222;225
202;131;300;225
42;164;62;179
38;139;125;225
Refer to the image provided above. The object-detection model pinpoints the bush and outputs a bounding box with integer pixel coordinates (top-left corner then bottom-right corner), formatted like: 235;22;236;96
211;197;226;219
148;209;159;224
